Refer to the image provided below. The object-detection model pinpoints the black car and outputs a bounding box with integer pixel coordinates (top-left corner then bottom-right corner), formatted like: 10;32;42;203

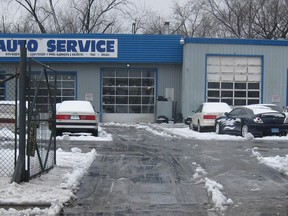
215;105;288;137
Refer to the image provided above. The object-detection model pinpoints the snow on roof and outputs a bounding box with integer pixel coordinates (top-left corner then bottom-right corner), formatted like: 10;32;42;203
244;104;279;115
57;100;94;113
0;101;17;105
202;102;232;113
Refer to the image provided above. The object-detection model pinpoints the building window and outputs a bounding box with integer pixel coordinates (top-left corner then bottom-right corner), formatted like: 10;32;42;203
0;71;5;100
30;72;76;112
102;68;155;114
206;56;261;106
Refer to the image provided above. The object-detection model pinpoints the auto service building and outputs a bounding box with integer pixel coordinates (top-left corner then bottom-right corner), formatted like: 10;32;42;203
0;34;287;122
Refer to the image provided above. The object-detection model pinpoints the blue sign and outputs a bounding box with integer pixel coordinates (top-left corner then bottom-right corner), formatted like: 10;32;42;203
0;38;118;58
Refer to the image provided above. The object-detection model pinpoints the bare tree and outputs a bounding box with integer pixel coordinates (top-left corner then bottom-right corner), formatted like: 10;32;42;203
13;15;38;33
3;0;288;38
48;0;61;33
122;2;157;34
69;0;129;33
15;0;48;33
253;0;288;39
142;14;168;34
205;0;288;39
206;0;254;38
170;0;214;37
0;16;13;33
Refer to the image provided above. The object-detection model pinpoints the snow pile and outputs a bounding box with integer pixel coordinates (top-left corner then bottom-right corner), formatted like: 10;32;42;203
0;148;98;215
192;162;233;214
59;148;97;190
244;133;254;141
252;147;288;175
56;126;112;141
204;178;234;212
0;200;63;216
192;163;208;179
136;125;174;137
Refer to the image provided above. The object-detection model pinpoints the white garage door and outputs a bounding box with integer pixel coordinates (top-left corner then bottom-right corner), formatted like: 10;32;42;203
206;56;262;106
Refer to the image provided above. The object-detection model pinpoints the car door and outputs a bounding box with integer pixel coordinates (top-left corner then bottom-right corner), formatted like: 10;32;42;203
192;104;203;127
222;108;243;134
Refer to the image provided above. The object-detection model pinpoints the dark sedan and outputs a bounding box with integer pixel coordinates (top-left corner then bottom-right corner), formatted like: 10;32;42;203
215;104;288;137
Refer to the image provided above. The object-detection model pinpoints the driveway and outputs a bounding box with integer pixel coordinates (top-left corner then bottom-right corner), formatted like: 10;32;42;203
62;124;288;216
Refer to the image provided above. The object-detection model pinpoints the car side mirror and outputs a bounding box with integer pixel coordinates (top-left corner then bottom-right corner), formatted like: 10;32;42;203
224;112;229;116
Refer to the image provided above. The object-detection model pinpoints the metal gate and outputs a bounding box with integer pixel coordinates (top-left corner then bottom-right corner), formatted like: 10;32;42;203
0;47;57;183
25;57;57;180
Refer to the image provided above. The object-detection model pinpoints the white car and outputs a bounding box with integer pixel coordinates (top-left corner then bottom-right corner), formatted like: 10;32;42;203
0;101;29;134
56;100;98;136
190;102;232;132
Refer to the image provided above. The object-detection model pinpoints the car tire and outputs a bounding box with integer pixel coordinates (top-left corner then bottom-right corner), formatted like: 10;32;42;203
197;121;202;132
156;115;169;124
184;117;192;125
55;129;62;137
215;123;222;134
241;124;249;137
92;129;98;137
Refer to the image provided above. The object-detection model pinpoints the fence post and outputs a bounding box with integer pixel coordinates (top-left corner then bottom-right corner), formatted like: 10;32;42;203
12;47;28;183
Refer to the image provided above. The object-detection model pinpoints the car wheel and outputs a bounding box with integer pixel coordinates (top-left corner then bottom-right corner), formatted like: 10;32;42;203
92;129;98;137
156;115;169;124
197;121;202;132
215;123;222;134
241;124;249;137
184;117;192;125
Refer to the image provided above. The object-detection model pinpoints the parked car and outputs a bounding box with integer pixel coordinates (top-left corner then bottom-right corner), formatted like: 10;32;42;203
255;103;288;117
190;102;232;132
0;101;18;133
215;104;288;137
56;100;98;136
0;101;30;134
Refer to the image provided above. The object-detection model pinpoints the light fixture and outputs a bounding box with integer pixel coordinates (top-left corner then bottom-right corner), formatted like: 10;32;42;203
179;37;185;45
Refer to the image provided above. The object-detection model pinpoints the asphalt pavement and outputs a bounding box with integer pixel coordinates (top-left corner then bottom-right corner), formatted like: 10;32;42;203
61;125;288;216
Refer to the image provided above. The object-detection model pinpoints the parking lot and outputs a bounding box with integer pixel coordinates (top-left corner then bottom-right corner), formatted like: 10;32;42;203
62;123;288;216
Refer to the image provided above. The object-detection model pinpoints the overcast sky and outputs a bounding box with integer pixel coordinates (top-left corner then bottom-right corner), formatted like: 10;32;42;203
132;0;186;16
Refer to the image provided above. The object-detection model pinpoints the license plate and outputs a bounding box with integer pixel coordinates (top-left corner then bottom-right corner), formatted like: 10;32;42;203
70;115;80;120
271;128;279;133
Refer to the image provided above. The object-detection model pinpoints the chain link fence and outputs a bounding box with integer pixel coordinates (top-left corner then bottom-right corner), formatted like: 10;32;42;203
0;64;19;179
0;51;57;182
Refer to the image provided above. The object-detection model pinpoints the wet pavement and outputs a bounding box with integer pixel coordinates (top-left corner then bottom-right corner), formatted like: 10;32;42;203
60;125;288;216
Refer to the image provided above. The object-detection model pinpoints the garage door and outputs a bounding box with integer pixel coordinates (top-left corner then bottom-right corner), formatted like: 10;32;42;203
101;68;156;123
206;56;262;106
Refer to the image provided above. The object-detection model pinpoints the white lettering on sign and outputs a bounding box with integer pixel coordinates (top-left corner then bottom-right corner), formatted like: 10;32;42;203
0;38;118;58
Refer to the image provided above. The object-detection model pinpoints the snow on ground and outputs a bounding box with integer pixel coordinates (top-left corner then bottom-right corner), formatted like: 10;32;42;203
191;162;234;213
56;126;112;141
252;147;288;175
0;148;98;215
0;122;288;215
